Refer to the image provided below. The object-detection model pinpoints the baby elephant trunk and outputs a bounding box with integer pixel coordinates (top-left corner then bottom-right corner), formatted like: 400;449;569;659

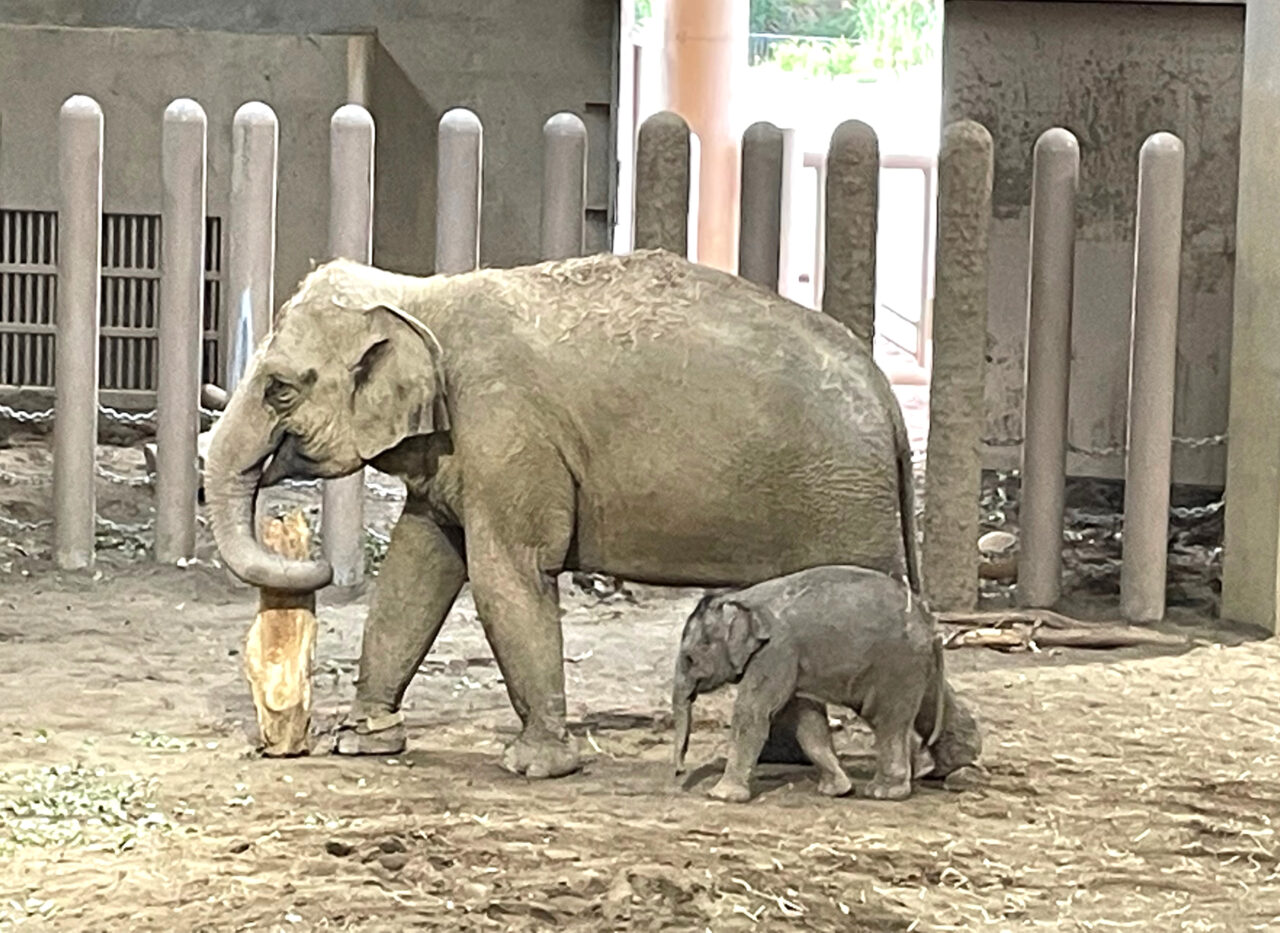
672;680;695;776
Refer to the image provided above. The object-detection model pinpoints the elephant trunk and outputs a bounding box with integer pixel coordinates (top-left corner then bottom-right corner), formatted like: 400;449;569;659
672;677;695;776
204;384;333;593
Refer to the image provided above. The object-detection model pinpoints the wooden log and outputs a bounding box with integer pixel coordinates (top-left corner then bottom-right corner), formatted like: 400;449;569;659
935;608;1118;630
944;623;1189;651
243;510;317;756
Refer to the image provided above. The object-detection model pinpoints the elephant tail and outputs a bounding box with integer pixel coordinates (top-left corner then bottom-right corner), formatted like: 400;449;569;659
893;404;922;596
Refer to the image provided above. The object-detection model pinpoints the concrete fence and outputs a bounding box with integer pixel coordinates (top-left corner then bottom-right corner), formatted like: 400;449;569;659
32;95;588;580
12;98;1201;625
632;111;1190;622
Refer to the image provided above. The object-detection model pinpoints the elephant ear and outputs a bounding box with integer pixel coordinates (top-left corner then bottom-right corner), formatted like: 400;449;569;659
351;305;451;462
720;600;772;675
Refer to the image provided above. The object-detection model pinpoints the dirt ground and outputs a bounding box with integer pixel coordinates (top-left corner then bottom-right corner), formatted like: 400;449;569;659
2;419;1280;931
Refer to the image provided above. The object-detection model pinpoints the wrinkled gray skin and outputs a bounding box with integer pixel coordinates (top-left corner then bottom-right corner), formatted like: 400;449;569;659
672;565;981;803
205;249;920;780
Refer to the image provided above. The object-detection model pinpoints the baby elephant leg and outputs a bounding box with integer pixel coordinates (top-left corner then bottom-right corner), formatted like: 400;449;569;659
778;697;852;797
862;700;917;801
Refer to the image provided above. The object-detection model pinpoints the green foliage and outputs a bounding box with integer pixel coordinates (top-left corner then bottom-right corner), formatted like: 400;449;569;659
751;0;859;37
756;0;939;77
773;36;862;78
634;0;652;25
851;0;939;72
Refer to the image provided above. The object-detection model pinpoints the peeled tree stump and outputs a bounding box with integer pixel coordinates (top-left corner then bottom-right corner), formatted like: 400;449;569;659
243;510;317;756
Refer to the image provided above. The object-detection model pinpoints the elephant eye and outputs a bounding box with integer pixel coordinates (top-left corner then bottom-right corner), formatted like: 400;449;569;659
263;375;300;412
352;338;390;388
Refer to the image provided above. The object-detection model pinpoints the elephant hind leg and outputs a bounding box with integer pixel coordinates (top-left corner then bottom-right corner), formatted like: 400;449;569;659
336;500;466;756
783;698;852;797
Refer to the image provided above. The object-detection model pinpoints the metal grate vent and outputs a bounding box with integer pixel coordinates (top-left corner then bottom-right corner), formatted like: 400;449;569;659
0;210;57;387
0;209;224;400
101;213;161;391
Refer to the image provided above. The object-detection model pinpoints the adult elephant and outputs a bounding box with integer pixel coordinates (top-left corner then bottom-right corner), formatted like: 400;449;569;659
205;249;919;779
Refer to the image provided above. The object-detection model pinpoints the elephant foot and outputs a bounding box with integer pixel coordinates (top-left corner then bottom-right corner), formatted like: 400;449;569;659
501;731;581;779
707;778;752;803
860;775;912;801
817;770;853;798
333;711;407;756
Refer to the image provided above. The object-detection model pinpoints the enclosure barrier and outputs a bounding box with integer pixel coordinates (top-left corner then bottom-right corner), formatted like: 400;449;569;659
52;96;103;571
1120;133;1186;623
1017;128;1080;609
226;101;279;393
321;104;376;589
436;108;483;275
15;96;1222;626
154;99;208;565
738;121;784;292
821;120;879;352
540;112;588;261
633;111;691;256
921;121;994;612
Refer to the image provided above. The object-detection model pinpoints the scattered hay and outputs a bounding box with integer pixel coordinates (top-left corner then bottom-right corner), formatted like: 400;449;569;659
0;761;172;856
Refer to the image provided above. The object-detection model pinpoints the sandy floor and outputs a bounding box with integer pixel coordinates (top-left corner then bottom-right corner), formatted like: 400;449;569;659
1;425;1278;931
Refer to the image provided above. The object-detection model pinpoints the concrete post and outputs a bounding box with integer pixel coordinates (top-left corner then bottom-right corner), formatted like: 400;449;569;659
540;112;587;261
738;121;784;291
822;120;879;351
52;95;103;571
633;110;690;256
436;108;482;275
226;101;278;393
1017;128;1079;609
321;104;375;589
1222;0;1280;633
922;121;994;612
155;98;207;565
1121;133;1185;623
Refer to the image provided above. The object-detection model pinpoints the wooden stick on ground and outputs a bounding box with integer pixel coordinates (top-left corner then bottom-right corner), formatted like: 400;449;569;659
243;510;318;756
944;624;1189;651
935;609;1123;630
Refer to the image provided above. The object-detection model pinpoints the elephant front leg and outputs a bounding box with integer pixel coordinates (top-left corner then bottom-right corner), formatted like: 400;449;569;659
468;535;580;779
709;645;797;803
336;500;466;756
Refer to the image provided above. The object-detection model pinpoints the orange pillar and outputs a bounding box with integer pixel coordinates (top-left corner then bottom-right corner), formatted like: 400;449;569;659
665;0;746;272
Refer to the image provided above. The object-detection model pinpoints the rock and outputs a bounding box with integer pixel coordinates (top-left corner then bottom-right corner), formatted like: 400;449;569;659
943;765;985;791
324;839;354;857
378;852;411;872
978;531;1017;557
378;836;408;853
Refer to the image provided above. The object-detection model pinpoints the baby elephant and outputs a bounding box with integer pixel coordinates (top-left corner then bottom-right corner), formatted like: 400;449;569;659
672;565;981;802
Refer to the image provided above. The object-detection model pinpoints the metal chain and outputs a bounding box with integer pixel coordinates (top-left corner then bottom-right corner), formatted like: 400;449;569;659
1170;500;1224;521
0;514;49;531
0;514;154;535
94;516;152;536
0;402;222;425
983;433;1226;454
95;466;151;487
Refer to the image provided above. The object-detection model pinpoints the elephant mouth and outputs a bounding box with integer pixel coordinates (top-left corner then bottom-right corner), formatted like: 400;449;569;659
259;433;325;487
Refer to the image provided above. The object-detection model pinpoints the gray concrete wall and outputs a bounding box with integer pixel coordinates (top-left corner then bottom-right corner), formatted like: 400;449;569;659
0;25;350;317
943;0;1244;487
0;0;620;276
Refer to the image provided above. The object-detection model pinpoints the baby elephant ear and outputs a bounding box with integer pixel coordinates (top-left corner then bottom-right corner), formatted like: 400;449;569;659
352;305;451;462
721;600;771;674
